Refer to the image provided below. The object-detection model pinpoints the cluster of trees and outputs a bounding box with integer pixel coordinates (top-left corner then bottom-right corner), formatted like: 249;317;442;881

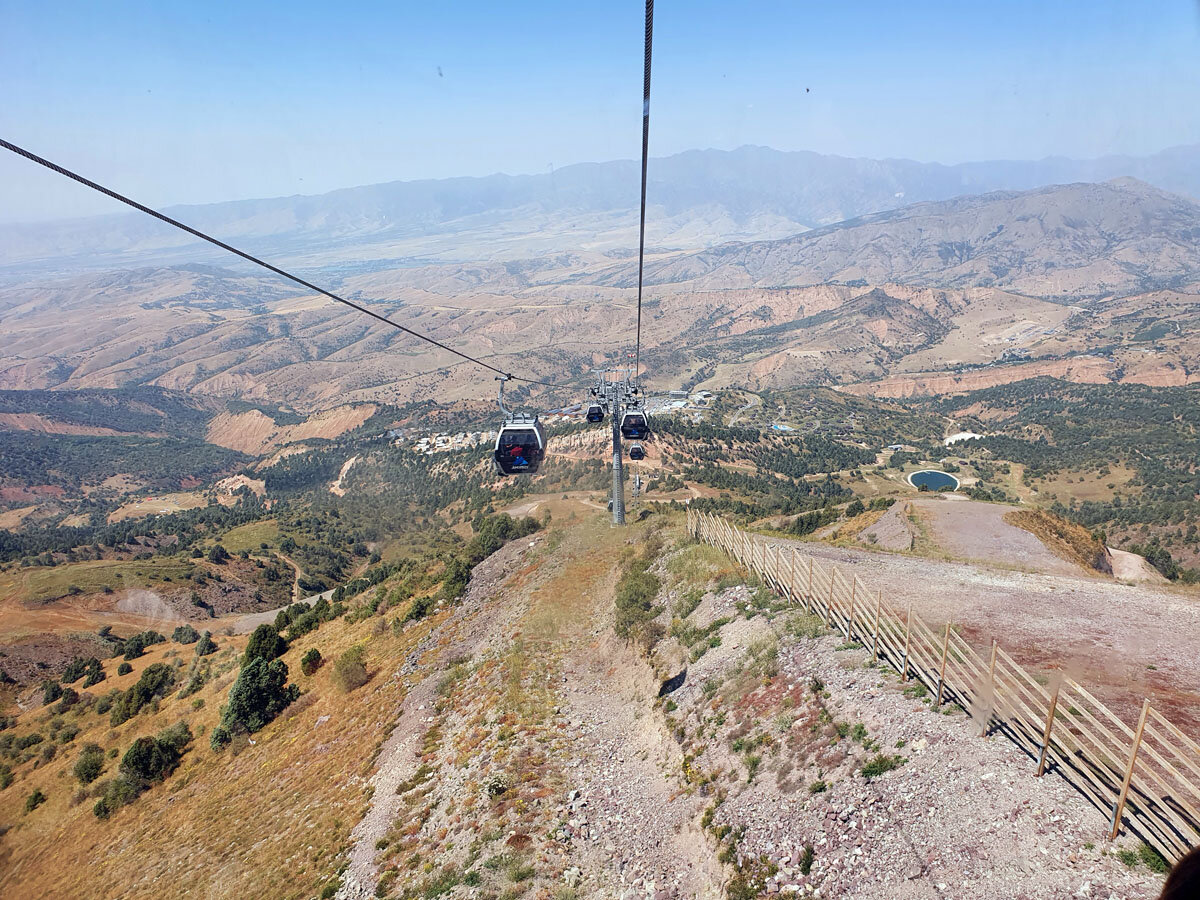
93;722;193;819
935;379;1200;558
0;432;249;493
0;494;273;564
685;464;852;521
0;387;216;436
749;435;875;478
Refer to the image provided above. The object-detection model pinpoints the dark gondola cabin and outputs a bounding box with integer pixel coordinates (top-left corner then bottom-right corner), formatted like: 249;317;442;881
628;442;645;461
493;415;546;476
586;404;605;423
620;409;649;440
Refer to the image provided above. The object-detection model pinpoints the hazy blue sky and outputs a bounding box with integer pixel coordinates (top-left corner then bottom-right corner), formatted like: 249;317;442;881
2;0;1199;222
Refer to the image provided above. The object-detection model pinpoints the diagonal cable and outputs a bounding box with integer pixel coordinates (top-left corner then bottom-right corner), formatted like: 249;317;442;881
0;136;571;390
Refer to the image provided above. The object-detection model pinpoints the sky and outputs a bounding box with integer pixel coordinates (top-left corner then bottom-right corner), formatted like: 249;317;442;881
2;0;1200;222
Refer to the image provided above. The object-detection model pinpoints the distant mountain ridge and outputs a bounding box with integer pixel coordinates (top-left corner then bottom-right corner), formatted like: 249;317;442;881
612;178;1200;300
3;143;1200;273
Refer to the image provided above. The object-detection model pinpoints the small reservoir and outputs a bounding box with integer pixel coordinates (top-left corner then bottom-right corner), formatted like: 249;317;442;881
909;470;959;491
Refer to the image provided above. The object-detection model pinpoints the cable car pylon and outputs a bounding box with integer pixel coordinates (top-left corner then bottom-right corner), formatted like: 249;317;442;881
592;368;645;525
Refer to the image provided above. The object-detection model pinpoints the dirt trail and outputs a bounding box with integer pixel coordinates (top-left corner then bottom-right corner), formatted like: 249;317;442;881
337;535;545;899
330;454;360;497
559;628;725;899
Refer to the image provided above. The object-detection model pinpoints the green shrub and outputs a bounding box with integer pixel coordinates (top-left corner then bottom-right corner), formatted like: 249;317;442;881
172;625;200;645
121;632;155;661
92;773;140;819
1116;848;1140;868
332;646;369;692
861;753;906;779
24;788;46;813
41;680;63;705
402;594;436;625
110;663;176;726
120;724;192;787
243;624;286;666
52;687;80;714
62;656;102;684
218;658;299;737
285;609;321;641
209;727;231;751
301;648;323;676
902;681;928;699
195;631;217;656
117;662;133;676
74;743;106;784
1137;842;1169;874
0;763;12;789
82;658;105;687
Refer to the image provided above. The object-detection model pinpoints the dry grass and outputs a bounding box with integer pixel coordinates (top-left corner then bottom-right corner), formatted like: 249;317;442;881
0;558;196;606
1032;465;1138;505
1005;509;1110;573
826;508;887;546
0;593;448;899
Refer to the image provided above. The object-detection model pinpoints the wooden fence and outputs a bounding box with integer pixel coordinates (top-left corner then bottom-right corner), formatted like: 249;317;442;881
687;508;1200;864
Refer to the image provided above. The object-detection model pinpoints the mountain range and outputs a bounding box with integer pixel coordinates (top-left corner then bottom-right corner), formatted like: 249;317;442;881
4;143;1200;275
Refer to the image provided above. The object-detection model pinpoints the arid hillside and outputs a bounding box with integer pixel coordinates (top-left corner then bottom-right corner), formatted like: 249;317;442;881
3;181;1199;408
0;508;1182;899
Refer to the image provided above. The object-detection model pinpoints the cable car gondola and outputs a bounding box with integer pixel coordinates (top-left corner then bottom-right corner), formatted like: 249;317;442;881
620;407;650;440
494;413;545;476
586;404;605;424
628;442;645;461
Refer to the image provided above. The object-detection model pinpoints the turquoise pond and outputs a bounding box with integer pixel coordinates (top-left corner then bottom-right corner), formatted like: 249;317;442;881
909;470;959;491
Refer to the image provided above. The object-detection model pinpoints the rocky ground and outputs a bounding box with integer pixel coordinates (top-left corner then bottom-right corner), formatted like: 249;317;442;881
333;519;1173;900
757;532;1200;730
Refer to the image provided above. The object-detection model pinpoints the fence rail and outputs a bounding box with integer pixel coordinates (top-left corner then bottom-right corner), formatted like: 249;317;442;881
687;508;1200;863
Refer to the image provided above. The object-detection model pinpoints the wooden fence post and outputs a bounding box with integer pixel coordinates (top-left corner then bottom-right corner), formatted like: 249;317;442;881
982;640;998;736
806;557;814;610
872;591;881;661
901;605;912;682
1108;700;1150;840
825;568;836;626
846;577;857;641
789;550;797;606
1035;682;1062;777
936;623;951;706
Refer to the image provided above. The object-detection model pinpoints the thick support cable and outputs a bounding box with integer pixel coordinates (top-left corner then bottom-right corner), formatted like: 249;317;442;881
0;136;569;390
634;0;653;378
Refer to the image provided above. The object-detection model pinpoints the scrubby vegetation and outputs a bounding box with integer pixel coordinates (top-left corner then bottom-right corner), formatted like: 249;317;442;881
614;532;664;646
332;646;369;693
212;658;300;749
94;723;193;819
109;663;176;726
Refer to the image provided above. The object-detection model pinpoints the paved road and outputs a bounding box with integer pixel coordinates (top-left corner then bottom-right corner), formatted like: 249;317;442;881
727;393;761;426
228;587;335;634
